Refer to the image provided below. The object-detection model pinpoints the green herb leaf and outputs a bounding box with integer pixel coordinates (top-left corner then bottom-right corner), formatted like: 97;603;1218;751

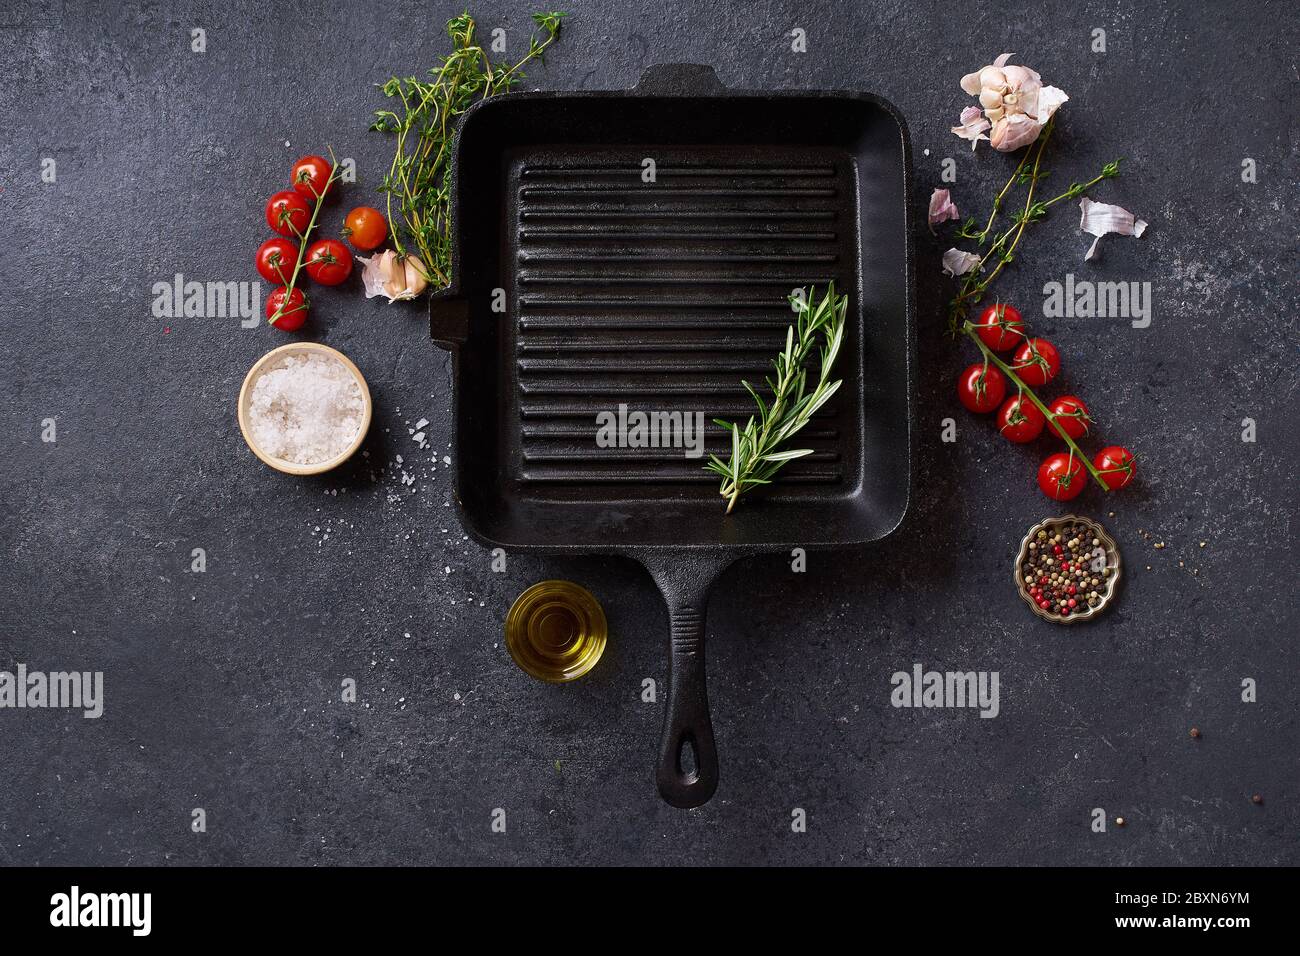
372;11;565;292
707;284;848;513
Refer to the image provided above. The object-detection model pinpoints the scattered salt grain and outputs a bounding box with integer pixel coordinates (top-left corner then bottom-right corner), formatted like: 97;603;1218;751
414;418;429;430
247;353;363;464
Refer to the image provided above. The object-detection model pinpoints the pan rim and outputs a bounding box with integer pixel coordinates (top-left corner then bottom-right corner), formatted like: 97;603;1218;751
437;67;917;556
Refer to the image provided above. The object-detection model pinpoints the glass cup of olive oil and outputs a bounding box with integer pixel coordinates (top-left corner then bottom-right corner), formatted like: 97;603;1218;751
505;581;607;682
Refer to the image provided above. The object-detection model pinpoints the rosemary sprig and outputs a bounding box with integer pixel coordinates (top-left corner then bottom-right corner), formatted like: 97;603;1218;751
705;285;847;513
371;11;565;290
945;119;1122;335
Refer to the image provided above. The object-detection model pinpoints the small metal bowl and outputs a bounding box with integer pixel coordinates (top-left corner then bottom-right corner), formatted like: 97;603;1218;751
1014;514;1121;624
237;342;372;475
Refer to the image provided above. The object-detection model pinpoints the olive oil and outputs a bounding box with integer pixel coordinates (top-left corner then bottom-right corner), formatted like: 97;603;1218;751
505;581;607;683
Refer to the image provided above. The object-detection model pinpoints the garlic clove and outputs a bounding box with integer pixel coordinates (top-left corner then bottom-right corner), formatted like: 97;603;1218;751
358;251;394;299
402;255;430;298
1002;64;1041;89
989;113;1040;152
960;69;984;96
358;250;431;302
1037;85;1069;124
379;251;408;299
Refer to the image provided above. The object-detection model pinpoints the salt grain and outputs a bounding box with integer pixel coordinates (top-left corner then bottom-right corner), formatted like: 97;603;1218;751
247;354;363;464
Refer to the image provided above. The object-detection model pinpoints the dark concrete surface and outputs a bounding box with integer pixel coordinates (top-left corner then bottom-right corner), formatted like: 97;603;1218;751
1;0;1296;865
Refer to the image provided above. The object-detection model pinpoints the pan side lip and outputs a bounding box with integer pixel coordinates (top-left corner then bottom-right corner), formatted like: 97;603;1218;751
445;77;918;557
451;513;905;557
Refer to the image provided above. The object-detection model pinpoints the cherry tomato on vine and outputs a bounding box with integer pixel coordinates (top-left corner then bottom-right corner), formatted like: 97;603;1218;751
1047;395;1091;441
266;286;308;331
1038;452;1086;501
291;155;333;202
974;303;1025;352
997;395;1045;443
1093;445;1137;490
342;206;388;251
1011;337;1060;387
265;191;312;237
304;239;353;286
255;237;299;285
957;362;1006;414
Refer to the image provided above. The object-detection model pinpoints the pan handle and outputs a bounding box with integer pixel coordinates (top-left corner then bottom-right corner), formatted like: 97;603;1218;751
633;63;726;97
642;552;733;808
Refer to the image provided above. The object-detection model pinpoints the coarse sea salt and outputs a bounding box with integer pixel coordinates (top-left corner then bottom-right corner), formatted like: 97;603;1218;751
247;353;364;464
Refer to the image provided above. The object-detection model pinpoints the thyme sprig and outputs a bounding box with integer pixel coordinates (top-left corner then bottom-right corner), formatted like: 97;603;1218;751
944;119;1123;335
706;285;847;513
371;11;565;290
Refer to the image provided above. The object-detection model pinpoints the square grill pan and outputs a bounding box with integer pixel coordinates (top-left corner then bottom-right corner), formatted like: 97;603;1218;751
430;64;915;807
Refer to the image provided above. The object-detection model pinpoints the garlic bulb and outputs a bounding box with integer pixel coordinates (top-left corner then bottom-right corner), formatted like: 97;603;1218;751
358;250;431;303
955;53;1068;152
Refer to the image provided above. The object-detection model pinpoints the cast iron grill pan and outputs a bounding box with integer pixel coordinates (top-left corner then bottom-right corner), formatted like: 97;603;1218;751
431;64;915;808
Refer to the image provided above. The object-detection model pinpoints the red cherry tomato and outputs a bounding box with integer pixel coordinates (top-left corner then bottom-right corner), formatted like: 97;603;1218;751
1011;338;1060;387
1047;395;1091;441
304;239;353;286
266;286;308;331
997;395;1045;443
1093;445;1137;490
255;237;299;285
974;303;1025;352
956;362;1006;414
342;206;388;252
291;155;333;202
265;191;312;237
1038;452;1086;501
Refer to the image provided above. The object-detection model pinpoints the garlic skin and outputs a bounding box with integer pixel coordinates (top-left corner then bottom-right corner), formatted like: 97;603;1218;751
956;53;1068;152
928;188;960;230
358;250;431;302
951;105;991;150
1078;198;1148;260
942;248;982;277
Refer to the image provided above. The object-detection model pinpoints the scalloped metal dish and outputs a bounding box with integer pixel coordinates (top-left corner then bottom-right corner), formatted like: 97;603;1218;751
1014;514;1121;625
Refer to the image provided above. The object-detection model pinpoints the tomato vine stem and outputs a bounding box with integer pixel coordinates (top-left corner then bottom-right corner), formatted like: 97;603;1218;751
269;150;343;326
961;320;1110;490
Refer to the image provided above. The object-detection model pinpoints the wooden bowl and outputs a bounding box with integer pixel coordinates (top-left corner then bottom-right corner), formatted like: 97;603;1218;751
237;342;372;475
1014;514;1121;625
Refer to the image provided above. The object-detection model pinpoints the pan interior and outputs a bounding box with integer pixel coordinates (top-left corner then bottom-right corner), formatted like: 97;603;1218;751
450;94;911;550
